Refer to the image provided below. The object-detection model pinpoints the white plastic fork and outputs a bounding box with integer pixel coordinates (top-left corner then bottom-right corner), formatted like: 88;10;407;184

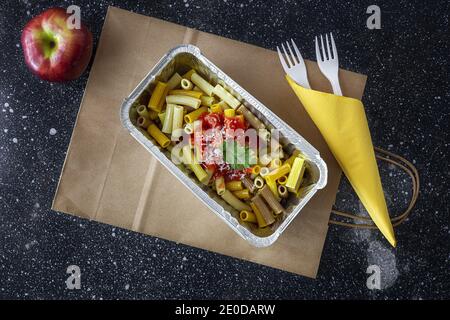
315;33;343;96
277;39;311;89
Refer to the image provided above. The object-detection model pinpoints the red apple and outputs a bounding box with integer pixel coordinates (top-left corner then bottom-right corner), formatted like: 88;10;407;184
21;7;93;82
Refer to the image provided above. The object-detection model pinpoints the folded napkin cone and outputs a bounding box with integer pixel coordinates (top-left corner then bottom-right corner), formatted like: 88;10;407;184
287;76;396;247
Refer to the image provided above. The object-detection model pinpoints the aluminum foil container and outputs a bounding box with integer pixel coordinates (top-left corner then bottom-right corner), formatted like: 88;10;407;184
120;45;327;247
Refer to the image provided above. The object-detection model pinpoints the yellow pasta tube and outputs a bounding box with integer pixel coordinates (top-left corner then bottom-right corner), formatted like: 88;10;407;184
221;190;251;212
254;176;265;189
183;69;196;80
210;104;223;113
251;195;275;227
240;210;257;224
237;105;265;130
148;81;168;112
259;185;283;215
181;78;193;90
286;157;306;193
266;163;291;181
225;181;243;192
147;123;170;148
224;108;235;118
171;105;184;140
168;90;203;99
233;189;251;200
162;104;175;133
265;177;280;201
278;185;288;199
191;73;214;96
212;84;241;109
215;176;226;196
284;150;301;168
201;96;216;106
166;95;201;109
137;116;150;129
184;106;208;123
167;72;182;90
250;165;261;179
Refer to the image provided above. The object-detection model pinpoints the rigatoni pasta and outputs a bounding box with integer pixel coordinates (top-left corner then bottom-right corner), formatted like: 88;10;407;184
137;66;312;232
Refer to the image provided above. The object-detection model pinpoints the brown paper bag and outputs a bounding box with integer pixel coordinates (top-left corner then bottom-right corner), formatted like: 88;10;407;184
53;6;367;278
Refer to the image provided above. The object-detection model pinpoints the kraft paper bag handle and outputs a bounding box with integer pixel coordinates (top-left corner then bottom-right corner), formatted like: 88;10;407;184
286;75;397;247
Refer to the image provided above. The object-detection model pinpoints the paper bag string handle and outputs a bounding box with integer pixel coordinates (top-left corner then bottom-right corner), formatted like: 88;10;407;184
329;147;419;229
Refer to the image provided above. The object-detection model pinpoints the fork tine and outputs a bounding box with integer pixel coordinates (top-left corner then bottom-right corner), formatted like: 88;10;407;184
315;36;321;62
285;41;298;65
290;39;304;65
320;34;327;60
277;46;290;72
330;32;338;60
281;43;293;67
325;33;332;60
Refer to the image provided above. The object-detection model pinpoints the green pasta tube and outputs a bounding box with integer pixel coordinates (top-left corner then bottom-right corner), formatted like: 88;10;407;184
212;84;241;109
215;176;226;195
171;105;184;140
162;104;175;134
158;111;165;124
191;73;214;96
237;105;265;130
167;72;182;90
184;122;194;134
259;154;272;166
259;185;284;215
254;176;265;189
240;210;257;224
221;190;251;212
200;96;216;106
166;95;201;109
137;105;150;118
181;78;193;90
259;167;270;177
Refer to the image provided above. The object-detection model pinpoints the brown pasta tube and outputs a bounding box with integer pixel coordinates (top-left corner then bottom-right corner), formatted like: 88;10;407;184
251;195;275;227
242;176;256;193
237;105;265;130
259;185;284;215
137;116;150;129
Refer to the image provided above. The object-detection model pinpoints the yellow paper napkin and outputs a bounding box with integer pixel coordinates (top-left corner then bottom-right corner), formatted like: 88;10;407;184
287;76;396;247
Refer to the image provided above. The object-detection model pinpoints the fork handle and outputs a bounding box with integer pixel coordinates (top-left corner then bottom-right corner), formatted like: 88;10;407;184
330;79;343;96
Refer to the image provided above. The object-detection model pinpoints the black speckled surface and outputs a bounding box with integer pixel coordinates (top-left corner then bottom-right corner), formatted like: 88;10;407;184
0;0;448;299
